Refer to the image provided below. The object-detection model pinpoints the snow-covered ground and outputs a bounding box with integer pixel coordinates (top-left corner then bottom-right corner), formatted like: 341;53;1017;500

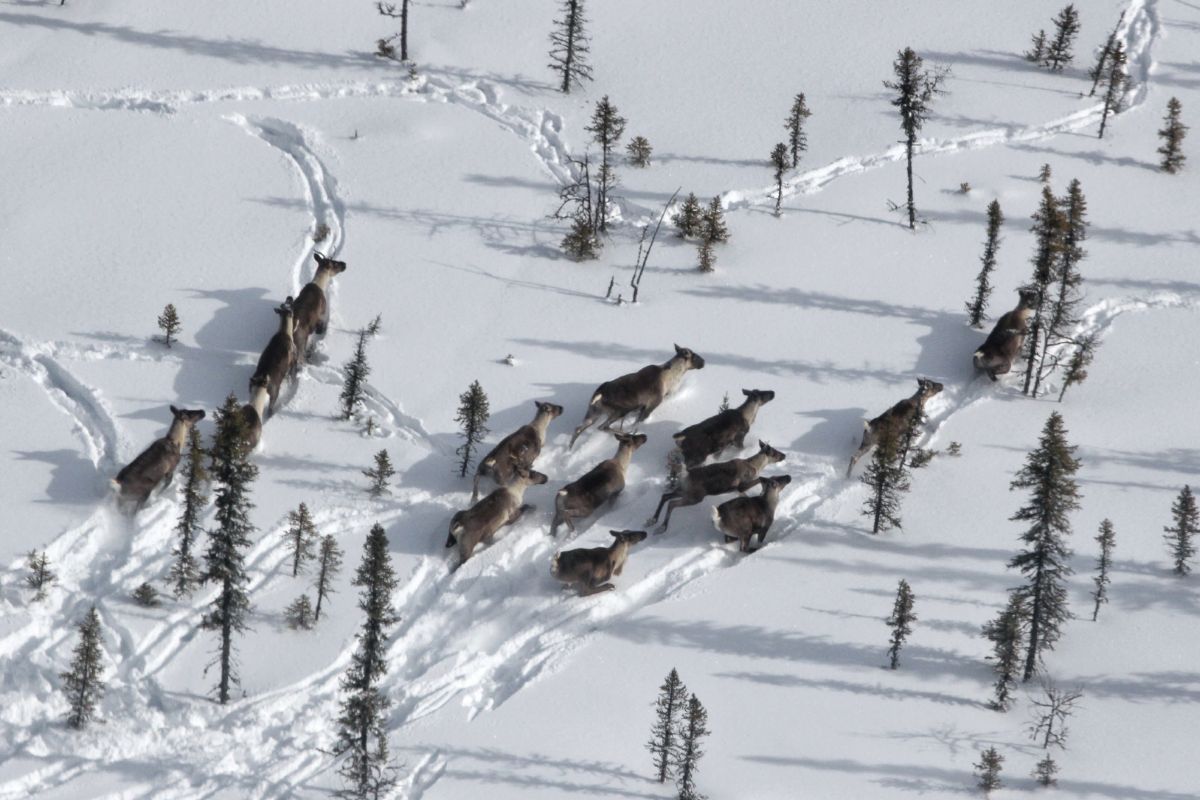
2;0;1199;797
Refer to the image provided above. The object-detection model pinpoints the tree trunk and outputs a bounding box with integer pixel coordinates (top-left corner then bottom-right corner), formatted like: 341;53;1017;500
400;0;409;61
905;135;916;230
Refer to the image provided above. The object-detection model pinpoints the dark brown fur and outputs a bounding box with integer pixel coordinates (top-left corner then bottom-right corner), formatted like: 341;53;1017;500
712;475;792;552
649;440;784;532
447;470;548;566
973;287;1038;381
251;299;296;417
551;530;647;596
113;406;205;513
846;378;943;477
673;389;775;468
292;252;347;362
473;401;563;502
551;433;647;536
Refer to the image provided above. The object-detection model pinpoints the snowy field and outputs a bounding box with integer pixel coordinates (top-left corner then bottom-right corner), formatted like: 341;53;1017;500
2;0;1199;797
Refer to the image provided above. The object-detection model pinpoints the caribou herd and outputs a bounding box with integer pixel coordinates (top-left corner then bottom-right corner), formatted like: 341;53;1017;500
111;254;1031;596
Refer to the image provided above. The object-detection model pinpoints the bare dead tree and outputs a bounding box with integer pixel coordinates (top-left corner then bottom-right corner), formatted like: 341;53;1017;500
377;1;411;62
1028;678;1083;750
630;188;681;303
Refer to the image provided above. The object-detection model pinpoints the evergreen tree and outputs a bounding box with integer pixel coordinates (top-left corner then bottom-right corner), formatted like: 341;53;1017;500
1025;29;1048;65
200;393;257;705
718;393;730;413
586;96;627;233
885;579;917;669
626;136;652;167
548;0;592;94
157;303;181;348
365;314;383;338
860;430;910;534
170;426;208;597
697;238;716;273
333;523;400;799
363;449;395;498
1157;97;1187;174
1097;41;1128;139
313;534;345;622
898;396;927;469
455;380;491;478
1056;333;1098;402
974;747;1004;793
1035;179;1088;397
784;93;812;168
1088;10;1126;96
25;549;56;601
981;593;1026;711
1090;519;1116;621
884;48;948;230
1039;163;1053;185
340;328;372;421
1163;485;1198;576
770;143;788;216
1045;5;1081;71
132;582;160;607
285;594;315;630
672;193;703;239
1034;755;1059;787
561;212;600;260
60;605;106;729
284;503;319;578
675;693;710;800
1023;186;1065;396
1008;412;1081;682
646;668;688;783
557;153;601;260
700;196;729;244
966;200;1004;327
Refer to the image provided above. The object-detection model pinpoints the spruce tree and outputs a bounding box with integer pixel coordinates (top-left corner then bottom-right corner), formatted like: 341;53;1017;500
1157;97;1187;174
981;593;1026;711
333;523;400;799
132;582;160;607
770;143;788;217
200;393;257;705
700;196;729;244
25;549;56;601
1039;163;1053;185
1025;29;1048;65
157;303;181;348
646;668;688;783
548;0;592;94
1163;485;1198;576
562;212;600;260
672;193;703;239
363;449;395;498
1008;412;1081;682
885;579;916;669
860;430;910;534
340;328;371;420
675;693;709;800
313;533;345;622
883;48;947;230
284;502;319;578
1034;755;1059;787
966;200;1004;327
1045;5;1080;71
1023;186;1064;396
61;605;106;729
1087;10;1126;96
974;747;1004;793
1035;179;1087;397
285;594;315;630
1097;41;1128;139
1056;333;1098;402
455;380;490;478
697;238;716;274
626;136;652;167
784;93;812;168
170;426;208;597
1090;519;1115;621
586;96;626;233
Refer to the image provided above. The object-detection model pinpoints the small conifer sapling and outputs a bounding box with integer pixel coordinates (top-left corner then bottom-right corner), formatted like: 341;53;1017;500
1045;4;1081;71
1164;485;1198;576
626;136;652;167
770;142;788;216
340;328;372;421
157;303;181;348
61;605;106;729
700;196;729;243
586;96;627;232
966;200;1004;327
1025;29;1048;64
784;93;811;168
697;238;716;274
284;502;319;577
883;48;948;229
1034;755;1059;787
975;747;1004;793
132;582;160;607
672;193;703;239
1057;333;1098;402
285;594;315;630
860;430;910;534
364;449;396;497
26;549;56;601
170;427;208;597
1087;9;1126;96
455;381;490;478
1157;97;1187;174
1039;163;1053;184
1090;519;1115;621
982;593;1026;710
676;693;710;800
646;668;688;783
548;0;593;94
313;534;344;622
1097;41;1128;139
885;579;917;669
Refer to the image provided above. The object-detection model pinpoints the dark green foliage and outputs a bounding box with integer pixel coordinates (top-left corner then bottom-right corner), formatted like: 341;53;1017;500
974;747;1004;792
646;668;688;783
170;426;208;598
697;238;716;273
61;605;105;729
885;579;916;669
1034;755;1059;787
883;48;948;229
340;328;372;421
562;213;600;260
672;193;703;239
1056;333;1098;402
626;136;652;167
1046;5;1080;71
201;393;257;705
285;594;315;630
1088;10;1126;96
1025;29;1048;64
1008;412;1081;682
1035;179;1088;397
548;0;592;94
285;503;319;577
25;549;56;601
1091;519;1116;620
700;196;729;244
1164;485;1198;576
770;142;788;216
586;96;626;232
1023;186;1065;396
1098;41;1128;139
363;449;395;498
946;441;963;457
784;93;811;168
455;381;491;478
676;693;710;800
313;534;345;622
157;303;181;347
333;523;400;799
982;593;1026;711
860;430;910;534
1158;97;1187;174
908;448;935;468
966;200;1004;327
365;314;383;338
1039;163;1052;184
132;582;160;607
718;393;730;413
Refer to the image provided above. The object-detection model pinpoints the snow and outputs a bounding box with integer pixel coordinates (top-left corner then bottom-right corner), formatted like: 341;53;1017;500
2;0;1199;797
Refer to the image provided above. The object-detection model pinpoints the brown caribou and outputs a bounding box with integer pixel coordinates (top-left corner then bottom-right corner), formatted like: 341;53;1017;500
673;389;775;468
551;432;647;537
648;440;785;532
292;251;347;363
238;375;270;451
472;401;564;502
712;474;792;553
846;378;943;478
113;405;206;513
446;468;548;567
250;298;296;418
973;287;1039;381
551;530;648;596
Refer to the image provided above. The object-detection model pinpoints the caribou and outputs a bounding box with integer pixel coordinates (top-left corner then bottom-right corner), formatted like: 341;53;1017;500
472;401;563;502
712;475;792;553
648;440;785;533
846;377;943;478
973;287;1039;382
551;530;648;596
673;389;775;468
551;432;647;537
113;405;205;513
292;251;347;364
447;468;548;566
250;298;296;418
